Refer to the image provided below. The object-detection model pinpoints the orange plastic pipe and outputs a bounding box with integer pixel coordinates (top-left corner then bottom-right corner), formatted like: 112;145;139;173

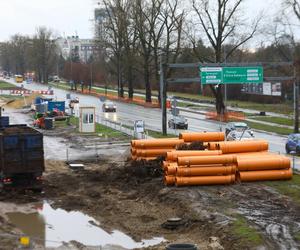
137;148;174;157
163;162;178;171
217;140;268;154
164;175;176;185
134;139;184;149
166;150;222;161
132;155;137;160
176;175;235;186
237;157;290;171
176;165;236;176
239;168;292;182
178;155;237;166
131;140;138;147
131;148;137;156
179;132;225;142
162;161;170;169
165;164;178;175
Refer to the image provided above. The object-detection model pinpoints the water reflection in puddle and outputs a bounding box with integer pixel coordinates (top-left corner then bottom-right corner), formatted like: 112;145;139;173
6;203;164;248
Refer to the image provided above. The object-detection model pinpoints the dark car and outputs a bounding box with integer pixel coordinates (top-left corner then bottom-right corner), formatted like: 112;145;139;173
102;101;116;112
286;133;300;154
168;115;188;129
225;122;249;136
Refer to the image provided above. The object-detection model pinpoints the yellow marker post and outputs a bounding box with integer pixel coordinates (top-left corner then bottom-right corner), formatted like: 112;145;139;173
20;236;30;247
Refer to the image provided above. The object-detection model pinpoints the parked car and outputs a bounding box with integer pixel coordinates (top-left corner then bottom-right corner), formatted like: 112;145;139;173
168;115;188;129
53;76;60;82
225;122;249;136
102;101;116;112
69;97;79;109
285;133;300;154
227;129;254;141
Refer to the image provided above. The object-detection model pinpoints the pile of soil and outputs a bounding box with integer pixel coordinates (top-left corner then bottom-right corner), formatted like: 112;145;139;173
176;141;206;150
6;93;40;109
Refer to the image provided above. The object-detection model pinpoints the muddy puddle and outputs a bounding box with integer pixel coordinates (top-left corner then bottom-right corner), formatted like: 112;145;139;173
6;202;164;249
238;198;300;250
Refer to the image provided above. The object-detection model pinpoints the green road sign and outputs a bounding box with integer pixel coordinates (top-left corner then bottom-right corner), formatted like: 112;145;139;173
200;66;263;84
223;67;263;84
200;67;222;84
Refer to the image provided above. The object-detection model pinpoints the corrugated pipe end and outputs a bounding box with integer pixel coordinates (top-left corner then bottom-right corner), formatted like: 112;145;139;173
164;175;176;186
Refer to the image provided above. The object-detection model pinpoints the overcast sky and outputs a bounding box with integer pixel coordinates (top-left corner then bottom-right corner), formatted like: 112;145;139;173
0;0;96;41
0;0;290;44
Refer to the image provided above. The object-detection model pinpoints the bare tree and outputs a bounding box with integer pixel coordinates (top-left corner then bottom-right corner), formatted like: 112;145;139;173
30;27;58;83
153;0;185;102
191;0;261;114
133;0;164;103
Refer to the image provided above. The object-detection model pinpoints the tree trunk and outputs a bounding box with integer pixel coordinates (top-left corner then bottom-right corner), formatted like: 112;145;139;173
120;75;124;98
144;65;152;103
127;66;134;99
216;86;225;114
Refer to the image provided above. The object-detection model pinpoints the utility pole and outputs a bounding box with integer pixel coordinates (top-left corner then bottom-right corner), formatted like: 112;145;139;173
160;55;167;135
294;64;299;133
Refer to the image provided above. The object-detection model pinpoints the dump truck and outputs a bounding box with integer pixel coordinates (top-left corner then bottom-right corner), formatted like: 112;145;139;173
0;125;44;190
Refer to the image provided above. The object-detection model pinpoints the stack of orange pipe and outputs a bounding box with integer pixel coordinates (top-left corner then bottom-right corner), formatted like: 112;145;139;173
131;132;292;185
164;153;237;186
131;138;184;160
236;154;292;182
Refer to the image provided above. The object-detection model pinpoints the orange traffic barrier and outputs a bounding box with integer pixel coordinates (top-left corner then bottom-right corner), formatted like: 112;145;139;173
178;155;237;166
136;148;174;157
166;150;222;162
237;156;290;171
175;175;235;186
179;132;225;142
239;168;292;182
176;165;236;176
134;139;184;149
208;140;269;154
164;175;176;185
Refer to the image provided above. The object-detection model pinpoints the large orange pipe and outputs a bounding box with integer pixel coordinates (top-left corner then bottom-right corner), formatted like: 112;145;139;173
131;148;137;156
176;165;236;176
163;162;225;172
136;148;174;157
239;168;292;182
212;140;269;154
178;155;237;166
237;157;290;171
165;164;178;175
179;132;225;142
164;175;176;185
163;162;178;171
166;150;222;162
176;175;235;186
134;139;184;149
131;138;178;147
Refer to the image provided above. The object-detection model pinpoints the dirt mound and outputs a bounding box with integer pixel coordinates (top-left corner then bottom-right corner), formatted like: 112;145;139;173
177;141;206;150
6;93;40;109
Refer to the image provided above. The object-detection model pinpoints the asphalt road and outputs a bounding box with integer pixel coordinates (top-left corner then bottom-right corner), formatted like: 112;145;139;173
7;80;288;154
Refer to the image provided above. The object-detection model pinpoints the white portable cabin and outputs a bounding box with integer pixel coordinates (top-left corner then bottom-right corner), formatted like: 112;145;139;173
79;106;96;133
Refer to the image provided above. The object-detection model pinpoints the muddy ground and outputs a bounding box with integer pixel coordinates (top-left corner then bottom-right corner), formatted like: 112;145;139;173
0;156;300;250
0;106;299;249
